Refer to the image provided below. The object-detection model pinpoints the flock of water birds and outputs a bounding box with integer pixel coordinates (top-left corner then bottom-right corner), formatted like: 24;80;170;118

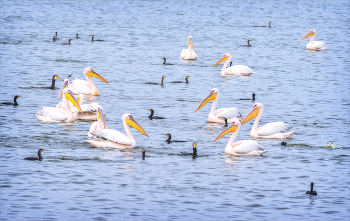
1;22;328;161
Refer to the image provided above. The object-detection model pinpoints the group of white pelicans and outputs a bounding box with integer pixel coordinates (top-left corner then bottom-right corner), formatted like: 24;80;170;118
35;29;326;156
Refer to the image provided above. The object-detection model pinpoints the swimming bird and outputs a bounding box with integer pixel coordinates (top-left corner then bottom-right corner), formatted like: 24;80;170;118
306;182;317;195
145;76;166;86
88;106;107;137
53;36;57;42
254;21;272;28
1;95;21;106
170;76;190;83
57;80;101;120
162;57;174;65
76;33;80;39
87;113;149;148
212;120;267;156
165;134;187;143
194;88;242;124
62;39;74;45
239;93;256;101
181;142;198;157
47;75;60;89
24;149;45;161
281;141;287;146
241;103;296;138
36;88;83;123
91;35;103;42
222;118;228;127
68;73;73;77
301;29;327;50
147;109;166;120
229;61;232;67
214;53;254;76
247;40;252;47
69;67;109;96
179;36;197;60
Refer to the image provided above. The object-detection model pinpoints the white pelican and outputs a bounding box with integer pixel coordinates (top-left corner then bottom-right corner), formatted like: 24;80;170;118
301;29;327;50
86;113;149;148
212;120;267;156
36;88;83;123
241;103;296;139
214;53;254;76
56;79;101;120
69;67;109;96
179;36;197;60
88;106;107;137
194;88;242;124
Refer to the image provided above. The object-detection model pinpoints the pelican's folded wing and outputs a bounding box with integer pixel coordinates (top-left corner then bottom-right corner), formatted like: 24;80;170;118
216;107;242;120
36;107;68;121
92;129;133;146
72;103;99;113
69;79;91;95
256;122;292;136
232;140;264;154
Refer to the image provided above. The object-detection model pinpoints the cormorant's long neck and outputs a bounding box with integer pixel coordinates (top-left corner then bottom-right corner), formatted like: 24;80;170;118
269;23;271;28
166;134;171;143
193;147;197;156
148;111;154;120
252;107;263;132
85;75;98;95
55;32;57;37
186;78;189;83
13;97;18;106
92;36;94;42
252;93;255;101
51;77;56;88
210;93;219;116
161;78;164;86
123;119;134;141
38;150;43;160
163;59;166;64
248;40;251;46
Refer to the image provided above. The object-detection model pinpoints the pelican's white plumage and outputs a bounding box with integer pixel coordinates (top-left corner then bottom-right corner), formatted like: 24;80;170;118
214;53;254;76
241;103;296;139
88;106;108;137
301;29;327;50
212;120;267;156
194;88;241;124
36;88;83;123
179;36;197;60
69;67;109;96
87;113;149;148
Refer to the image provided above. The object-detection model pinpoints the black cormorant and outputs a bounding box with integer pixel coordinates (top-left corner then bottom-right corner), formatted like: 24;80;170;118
47;75;60;89
306;182;317;195
239;93;255;101
53;36;57;42
181;142;198;157
91;35;103;41
147;109;166;120
165;134;187;144
170;76;190;84
24;149;44;161
162;57;174;65
222;118;228;127
62;39;74;45
76;33;80;39
145;76;166;86
1;95;21;106
247;40;252;47
254;21;272;28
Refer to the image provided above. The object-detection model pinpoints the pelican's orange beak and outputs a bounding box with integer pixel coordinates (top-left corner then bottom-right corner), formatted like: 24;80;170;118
194;91;217;113
214;55;228;67
97;108;107;129
87;70;109;83
126;116;149;137
64;91;83;114
212;122;238;142
241;107;259;125
301;31;314;40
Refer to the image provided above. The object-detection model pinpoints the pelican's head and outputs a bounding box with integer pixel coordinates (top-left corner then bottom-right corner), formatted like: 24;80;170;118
301;29;316;40
83;67;109;83
212;120;241;142
188;36;195;51
213;53;231;67
241;103;263;125
96;106;107;129
58;79;69;100
194;88;219;113
63;88;83;114
123;113;149;137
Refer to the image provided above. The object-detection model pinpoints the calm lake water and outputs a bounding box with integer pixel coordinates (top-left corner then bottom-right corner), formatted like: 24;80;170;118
1;1;349;220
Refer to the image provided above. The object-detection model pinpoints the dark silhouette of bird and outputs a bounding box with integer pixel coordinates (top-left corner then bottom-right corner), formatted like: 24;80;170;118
162;57;174;65
147;109;166;120
47;75;60;89
24;149;45;161
1;95;21;106
170;76;190;83
306;182;317;195
145;76;166;86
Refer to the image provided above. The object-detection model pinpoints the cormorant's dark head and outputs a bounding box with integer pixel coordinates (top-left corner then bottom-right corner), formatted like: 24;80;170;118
147;109;154;113
15;95;21;99
165;134;171;137
186;76;190;79
252;93;256;100
162;57;165;60
193;142;198;149
269;21;273;24
142;148;146;153
38;149;45;153
68;39;74;43
53;75;60;80
281;141;287;146
162;76;166;79
76;33;78;37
